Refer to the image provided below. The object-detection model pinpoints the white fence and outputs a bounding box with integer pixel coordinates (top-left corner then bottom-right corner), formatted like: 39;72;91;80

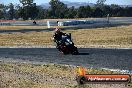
0;22;11;26
58;20;107;26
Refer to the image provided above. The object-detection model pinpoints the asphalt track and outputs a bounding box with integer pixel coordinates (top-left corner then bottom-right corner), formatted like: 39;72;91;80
1;17;132;26
0;48;132;71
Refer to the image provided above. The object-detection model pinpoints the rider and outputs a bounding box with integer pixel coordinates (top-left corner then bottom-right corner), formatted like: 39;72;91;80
53;28;66;48
33;20;37;25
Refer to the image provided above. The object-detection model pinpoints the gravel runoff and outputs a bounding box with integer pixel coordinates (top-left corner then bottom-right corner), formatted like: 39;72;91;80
0;59;131;88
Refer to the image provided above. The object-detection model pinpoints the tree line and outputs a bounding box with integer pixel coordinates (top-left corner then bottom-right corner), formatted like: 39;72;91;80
0;0;132;20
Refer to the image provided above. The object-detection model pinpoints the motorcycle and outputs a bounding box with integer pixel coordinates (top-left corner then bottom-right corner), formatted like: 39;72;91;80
54;33;79;55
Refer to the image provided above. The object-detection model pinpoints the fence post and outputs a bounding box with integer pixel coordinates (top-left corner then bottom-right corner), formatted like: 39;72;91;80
47;21;50;28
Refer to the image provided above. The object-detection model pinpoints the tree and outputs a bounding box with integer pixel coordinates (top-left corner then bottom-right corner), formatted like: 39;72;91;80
19;0;34;6
0;10;4;19
49;0;68;18
77;6;92;18
36;6;50;19
96;0;106;7
14;4;21;19
8;3;15;20
2;0;130;19
77;6;86;18
92;7;103;17
65;6;77;18
101;5;111;17
19;0;38;20
1;5;9;19
85;5;92;17
110;4;122;17
125;7;132;17
0;4;4;19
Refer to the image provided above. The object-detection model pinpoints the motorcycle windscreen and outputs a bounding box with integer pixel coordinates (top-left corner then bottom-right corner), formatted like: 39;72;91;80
65;39;73;45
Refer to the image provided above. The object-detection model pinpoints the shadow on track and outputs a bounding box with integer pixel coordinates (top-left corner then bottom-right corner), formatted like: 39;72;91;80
0;28;54;34
77;52;89;55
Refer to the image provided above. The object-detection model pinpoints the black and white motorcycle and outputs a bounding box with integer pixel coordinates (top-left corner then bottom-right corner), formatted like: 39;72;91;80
54;33;79;55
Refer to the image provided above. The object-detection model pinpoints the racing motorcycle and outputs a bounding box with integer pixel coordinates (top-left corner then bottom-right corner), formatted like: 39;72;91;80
54;33;79;55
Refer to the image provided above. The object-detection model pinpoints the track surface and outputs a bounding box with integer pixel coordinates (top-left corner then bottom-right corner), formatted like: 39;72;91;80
1;17;132;26
0;48;132;71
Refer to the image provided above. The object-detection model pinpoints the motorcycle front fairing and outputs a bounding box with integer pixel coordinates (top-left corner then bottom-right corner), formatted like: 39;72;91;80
62;35;73;45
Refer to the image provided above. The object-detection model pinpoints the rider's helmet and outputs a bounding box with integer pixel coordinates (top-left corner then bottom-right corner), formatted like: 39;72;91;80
54;28;61;33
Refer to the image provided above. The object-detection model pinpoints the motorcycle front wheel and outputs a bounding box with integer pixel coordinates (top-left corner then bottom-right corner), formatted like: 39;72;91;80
71;47;79;55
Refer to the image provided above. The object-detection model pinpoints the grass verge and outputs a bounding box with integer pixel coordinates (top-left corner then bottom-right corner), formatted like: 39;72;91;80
0;25;132;48
0;26;53;30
